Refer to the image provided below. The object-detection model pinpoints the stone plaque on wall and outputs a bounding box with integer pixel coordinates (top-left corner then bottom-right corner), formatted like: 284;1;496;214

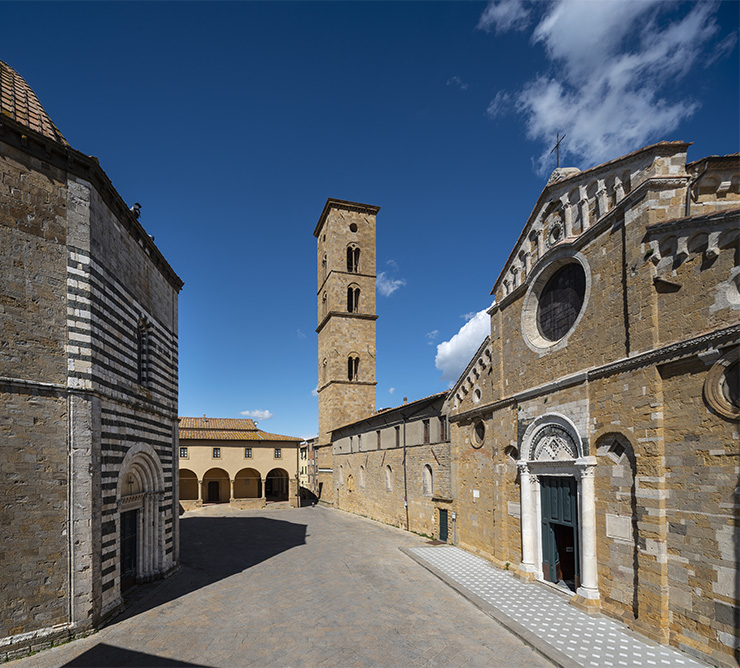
606;514;631;541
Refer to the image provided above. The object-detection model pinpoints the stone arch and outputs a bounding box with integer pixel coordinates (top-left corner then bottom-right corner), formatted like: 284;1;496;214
179;468;198;501
234;468;262;499
521;413;584;462
117;443;167;592
203;467;230;504
266;468;289;501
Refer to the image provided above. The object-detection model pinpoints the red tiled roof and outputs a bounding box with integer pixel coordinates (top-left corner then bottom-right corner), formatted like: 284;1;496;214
178;416;302;443
0;61;68;145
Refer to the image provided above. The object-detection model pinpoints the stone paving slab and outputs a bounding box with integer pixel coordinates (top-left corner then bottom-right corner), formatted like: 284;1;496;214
11;506;551;668
405;546;709;668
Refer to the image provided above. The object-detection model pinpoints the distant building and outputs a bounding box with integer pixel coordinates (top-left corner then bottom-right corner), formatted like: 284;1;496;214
178;417;302;509
1;61;183;659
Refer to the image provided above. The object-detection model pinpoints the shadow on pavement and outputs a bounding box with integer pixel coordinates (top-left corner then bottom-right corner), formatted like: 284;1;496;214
61;643;210;667
112;515;307;624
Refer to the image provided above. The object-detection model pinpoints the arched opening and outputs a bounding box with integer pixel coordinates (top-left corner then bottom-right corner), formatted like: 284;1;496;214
347;245;360;272
348;355;360;381
422;464;433;496
234;468;262;498
347;285;360;312
117;445;166;594
265;468;289;501
203;467;230;504
179;469;198;500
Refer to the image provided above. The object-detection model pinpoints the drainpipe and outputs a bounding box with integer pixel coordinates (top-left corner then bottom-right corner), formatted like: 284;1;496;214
402;416;409;532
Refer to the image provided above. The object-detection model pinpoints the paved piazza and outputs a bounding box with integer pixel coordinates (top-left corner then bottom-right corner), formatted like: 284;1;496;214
15;505;550;668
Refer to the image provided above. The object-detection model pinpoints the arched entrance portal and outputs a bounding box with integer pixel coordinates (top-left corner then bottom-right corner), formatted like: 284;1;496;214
202;467;229;503
118;444;166;593
234;468;262;498
179;469;198;500
517;414;599;609
265;468;289;501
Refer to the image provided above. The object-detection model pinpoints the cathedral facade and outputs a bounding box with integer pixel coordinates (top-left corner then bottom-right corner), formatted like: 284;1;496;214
0;62;182;659
316;142;739;667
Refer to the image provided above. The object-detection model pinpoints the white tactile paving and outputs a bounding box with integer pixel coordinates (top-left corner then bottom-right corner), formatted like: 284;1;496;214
409;546;708;668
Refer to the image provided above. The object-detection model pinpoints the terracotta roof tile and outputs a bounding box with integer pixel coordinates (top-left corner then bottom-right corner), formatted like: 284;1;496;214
178;416;301;443
0;61;68;146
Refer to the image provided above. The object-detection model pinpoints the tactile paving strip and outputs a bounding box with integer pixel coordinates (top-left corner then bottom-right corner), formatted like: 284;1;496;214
409;546;708;668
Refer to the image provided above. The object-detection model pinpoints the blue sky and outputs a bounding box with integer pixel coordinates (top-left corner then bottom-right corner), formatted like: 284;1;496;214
4;1;738;438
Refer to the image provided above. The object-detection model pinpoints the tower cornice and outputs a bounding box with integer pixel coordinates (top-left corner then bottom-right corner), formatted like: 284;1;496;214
316;311;378;334
314;198;381;238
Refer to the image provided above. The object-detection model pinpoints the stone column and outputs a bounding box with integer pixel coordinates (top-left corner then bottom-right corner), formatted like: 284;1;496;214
261;479;267;500
229;479;235;502
596;179;608;218
575;458;600;610
578;185;590;231
197;480;203;504
560;196;573;237
517;461;537;580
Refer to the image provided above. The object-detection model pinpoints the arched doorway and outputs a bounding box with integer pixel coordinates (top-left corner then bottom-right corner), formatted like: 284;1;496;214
202;467;229;503
517;414;599;608
234;468;262;498
179;469;198;500
265;468;289;501
117;444;166;593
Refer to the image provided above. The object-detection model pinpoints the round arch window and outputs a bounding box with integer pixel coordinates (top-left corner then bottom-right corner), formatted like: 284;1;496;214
537;262;586;342
472;420;485;448
705;349;740;420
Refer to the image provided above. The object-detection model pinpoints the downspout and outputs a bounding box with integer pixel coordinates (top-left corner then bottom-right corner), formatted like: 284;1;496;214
402;416;409;531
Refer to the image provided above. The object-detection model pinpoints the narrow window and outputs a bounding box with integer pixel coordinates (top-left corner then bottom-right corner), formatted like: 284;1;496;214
179;447;188;458
322;292;327;315
439;416;448;441
348;356;359;381
395;425;400;447
422;464;433;496
137;318;149;386
212;447;221;459
274;448;282;459
245;447;252;458
322;254;327;279
423;419;430;444
358;434;362;449
376;430;381;449
385;465;393;491
347;286;360;312
347;245;360;273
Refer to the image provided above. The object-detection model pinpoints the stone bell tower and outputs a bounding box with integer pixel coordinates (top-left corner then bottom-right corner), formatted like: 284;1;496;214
315;198;379;448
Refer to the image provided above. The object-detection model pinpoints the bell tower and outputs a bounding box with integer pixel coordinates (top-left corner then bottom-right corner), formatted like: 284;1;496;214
315;198;379;448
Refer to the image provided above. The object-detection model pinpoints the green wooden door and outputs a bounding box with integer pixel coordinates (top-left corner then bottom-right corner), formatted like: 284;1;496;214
439;509;448;542
540;476;579;589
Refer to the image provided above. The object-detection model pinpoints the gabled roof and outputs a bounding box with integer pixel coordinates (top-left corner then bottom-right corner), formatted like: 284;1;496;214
0;61;68;145
489;141;691;299
179;416;301;443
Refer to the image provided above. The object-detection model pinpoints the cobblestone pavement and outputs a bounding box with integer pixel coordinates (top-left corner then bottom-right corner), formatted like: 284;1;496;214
14;505;551;668
406;546;709;668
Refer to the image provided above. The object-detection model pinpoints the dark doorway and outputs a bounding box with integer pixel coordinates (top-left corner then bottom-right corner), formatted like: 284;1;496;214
207;480;220;503
120;509;138;592
439;509;449;542
540;476;579;590
265;469;289;501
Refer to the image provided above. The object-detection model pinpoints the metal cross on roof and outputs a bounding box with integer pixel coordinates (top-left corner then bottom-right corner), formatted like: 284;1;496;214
550;133;566;168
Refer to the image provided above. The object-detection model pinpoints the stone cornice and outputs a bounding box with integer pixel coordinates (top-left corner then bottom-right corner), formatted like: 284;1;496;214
643;207;740;236
316;311;378;334
450;323;740;423
314;197;381;238
316;269;376;295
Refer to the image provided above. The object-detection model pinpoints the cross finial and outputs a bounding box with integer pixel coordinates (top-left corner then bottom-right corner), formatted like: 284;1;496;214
550;133;566;168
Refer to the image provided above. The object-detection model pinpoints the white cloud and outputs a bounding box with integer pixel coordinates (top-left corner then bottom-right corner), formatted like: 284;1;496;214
240;409;273;420
461;311;477;322
435;306;492;384
377;271;407;297
426;330;439;346
481;1;730;170
389;387;396;395
311;386;318;397
446;75;469;91
297;329;306;339
486;91;511;119
477;0;531;34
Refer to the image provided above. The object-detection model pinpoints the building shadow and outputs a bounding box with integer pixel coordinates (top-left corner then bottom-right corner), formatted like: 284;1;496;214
62;643;210;667
108;515;307;625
